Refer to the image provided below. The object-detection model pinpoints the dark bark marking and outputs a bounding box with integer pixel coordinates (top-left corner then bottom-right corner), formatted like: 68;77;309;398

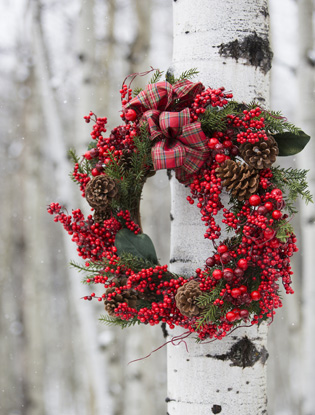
170;258;192;264
207;336;268;368
227;387;232;391
255;96;266;103
170;213;174;221
218;32;273;74
185;31;190;34
216;389;220;393
212;404;222;414
165;397;175;403
161;322;169;338
260;7;269;18
77;53;86;62
186;358;190;361
307;215;315;224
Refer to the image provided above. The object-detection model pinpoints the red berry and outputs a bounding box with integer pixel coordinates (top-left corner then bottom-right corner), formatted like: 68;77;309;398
237;259;248;270
124;109;137;121
249;195;261;206
223;268;234;281
231;288;241;298
272;210;282;220
212;269;223;280
91;168;100;176
264;202;273;211
215;153;226;163
271;188;282;198
239;309;249;318
234;267;244;278
239;285;247;293
221;252;231;264
217;245;228;254
226;312;236;322
263;228;275;240
251;291;261;301
257;206;268;215
206;257;215;267
208;138;219;149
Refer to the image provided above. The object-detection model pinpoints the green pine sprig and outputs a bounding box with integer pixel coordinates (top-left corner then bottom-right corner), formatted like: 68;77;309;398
149;69;164;85
261;109;303;136
99;314;140;328
274;220;295;242
133;87;143;97
176;68;199;81
200;101;243;136
196;281;225;328
166;68;199;85
271;166;313;214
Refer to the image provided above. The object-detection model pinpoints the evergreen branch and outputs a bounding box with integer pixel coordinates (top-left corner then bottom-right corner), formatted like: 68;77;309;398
68;148;81;165
165;70;176;85
117;252;156;271
165;68;199;85
196;281;225;328
271;167;313;214
133;87;143;97
177;68;199;81
70;260;104;274
149;69;164;84
262;109;302;135
274;220;295;242
99;314;140;328
87;141;97;150
200;101;242;136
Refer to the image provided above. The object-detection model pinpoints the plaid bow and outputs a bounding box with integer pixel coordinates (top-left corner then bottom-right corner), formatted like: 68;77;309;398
125;80;210;184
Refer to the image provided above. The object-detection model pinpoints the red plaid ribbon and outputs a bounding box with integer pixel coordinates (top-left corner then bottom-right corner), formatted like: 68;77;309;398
125;80;210;184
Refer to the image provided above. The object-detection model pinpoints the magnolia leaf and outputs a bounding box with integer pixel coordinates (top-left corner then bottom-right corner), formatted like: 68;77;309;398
115;228;158;264
274;130;310;156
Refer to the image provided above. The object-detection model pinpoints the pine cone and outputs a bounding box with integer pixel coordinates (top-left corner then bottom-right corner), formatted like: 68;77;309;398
85;174;118;210
240;136;279;169
104;286;137;317
93;208;111;224
119;150;133;174
216;160;259;201
175;280;203;317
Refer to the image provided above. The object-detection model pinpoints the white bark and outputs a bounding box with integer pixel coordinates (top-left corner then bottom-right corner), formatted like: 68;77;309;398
168;1;271;414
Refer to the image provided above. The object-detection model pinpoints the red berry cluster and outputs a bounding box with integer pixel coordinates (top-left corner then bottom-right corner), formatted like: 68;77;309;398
191;87;233;120
227;108;269;144
82;115;139;178
117;210;141;234
48;203;121;261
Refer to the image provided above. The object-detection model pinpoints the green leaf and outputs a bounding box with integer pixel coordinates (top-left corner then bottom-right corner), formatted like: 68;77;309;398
115;228;158;264
274;130;310;156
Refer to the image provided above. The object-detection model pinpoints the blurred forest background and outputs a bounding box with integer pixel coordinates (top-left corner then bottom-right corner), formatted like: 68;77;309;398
0;1;314;415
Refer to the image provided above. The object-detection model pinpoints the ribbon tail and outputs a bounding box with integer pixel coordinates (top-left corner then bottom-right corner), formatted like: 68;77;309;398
151;140;186;170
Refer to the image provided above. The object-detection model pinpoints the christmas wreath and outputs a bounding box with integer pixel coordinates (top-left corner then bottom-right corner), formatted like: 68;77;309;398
48;69;312;341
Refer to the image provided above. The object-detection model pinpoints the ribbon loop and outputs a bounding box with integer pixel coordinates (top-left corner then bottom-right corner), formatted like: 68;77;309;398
125;79;210;184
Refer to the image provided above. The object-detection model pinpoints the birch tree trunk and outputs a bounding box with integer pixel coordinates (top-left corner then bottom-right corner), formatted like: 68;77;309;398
168;1;271;414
